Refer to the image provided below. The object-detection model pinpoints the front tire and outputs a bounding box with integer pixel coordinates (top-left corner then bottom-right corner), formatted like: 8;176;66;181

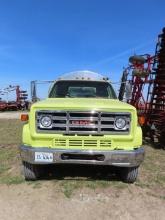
119;166;139;183
22;161;39;181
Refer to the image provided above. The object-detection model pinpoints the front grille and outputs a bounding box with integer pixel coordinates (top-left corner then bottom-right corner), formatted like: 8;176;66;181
54;138;111;148
36;111;130;134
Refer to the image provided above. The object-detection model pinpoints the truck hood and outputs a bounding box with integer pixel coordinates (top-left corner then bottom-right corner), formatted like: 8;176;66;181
32;98;135;112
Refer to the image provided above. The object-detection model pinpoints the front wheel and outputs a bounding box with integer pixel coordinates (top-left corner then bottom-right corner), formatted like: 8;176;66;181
119;166;139;183
22;161;40;181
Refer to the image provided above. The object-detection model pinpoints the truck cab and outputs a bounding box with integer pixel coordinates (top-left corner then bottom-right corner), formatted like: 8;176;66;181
20;71;144;183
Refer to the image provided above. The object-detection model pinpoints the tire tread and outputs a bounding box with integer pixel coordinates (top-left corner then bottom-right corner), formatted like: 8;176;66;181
23;161;38;181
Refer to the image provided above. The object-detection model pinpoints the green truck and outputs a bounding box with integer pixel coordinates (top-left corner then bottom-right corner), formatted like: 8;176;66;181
20;71;144;183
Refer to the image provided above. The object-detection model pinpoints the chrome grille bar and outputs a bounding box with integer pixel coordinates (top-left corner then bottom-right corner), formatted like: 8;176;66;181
36;111;131;134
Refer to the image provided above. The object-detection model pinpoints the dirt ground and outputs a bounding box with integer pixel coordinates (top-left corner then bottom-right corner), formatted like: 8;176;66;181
0;115;165;220
0;183;164;220
0;111;25;119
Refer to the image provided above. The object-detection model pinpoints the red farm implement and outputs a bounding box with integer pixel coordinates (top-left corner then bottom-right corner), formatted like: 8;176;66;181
0;85;29;111
119;27;165;147
0;100;7;111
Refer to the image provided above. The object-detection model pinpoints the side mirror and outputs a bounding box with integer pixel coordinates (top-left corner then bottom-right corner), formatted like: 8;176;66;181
125;82;132;100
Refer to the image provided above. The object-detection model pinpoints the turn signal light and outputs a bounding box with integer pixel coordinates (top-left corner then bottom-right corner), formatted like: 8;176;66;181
138;116;145;126
21;114;29;122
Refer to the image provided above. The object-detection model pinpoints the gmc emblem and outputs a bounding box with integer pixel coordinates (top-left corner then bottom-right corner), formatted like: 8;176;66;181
71;120;92;125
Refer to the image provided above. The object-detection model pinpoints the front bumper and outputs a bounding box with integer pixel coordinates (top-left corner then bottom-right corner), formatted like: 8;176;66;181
20;145;145;167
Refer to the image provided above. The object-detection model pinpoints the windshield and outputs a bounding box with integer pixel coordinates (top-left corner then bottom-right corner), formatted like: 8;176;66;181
49;81;117;99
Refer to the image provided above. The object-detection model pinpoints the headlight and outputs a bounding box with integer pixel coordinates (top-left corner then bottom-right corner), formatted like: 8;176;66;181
40;116;52;128
114;117;127;129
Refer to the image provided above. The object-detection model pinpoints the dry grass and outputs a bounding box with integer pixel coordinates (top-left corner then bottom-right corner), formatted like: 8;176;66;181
0;119;23;145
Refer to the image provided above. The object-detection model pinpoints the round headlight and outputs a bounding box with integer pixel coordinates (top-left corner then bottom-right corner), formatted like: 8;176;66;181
40;116;52;128
115;117;126;129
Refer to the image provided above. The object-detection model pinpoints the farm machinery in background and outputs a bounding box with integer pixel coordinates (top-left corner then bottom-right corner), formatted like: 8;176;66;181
0;85;28;111
119;27;165;147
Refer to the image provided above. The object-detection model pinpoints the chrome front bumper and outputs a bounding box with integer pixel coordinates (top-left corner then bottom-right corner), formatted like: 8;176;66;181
20;145;145;167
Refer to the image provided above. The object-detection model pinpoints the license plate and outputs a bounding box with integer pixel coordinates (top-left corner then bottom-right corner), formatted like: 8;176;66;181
35;152;53;162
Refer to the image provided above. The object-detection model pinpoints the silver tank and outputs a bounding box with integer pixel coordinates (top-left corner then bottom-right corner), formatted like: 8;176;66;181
57;70;109;82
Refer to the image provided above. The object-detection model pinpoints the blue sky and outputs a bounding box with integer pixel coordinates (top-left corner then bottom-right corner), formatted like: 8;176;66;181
0;0;165;99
